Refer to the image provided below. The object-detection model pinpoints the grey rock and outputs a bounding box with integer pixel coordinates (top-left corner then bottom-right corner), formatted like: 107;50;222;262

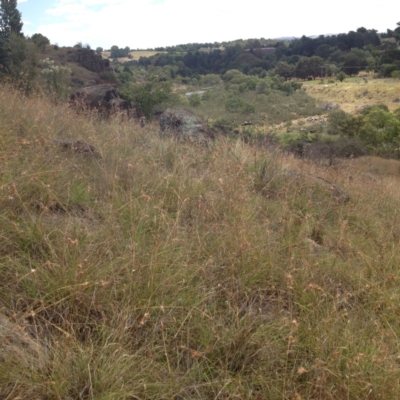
319;103;339;111
69;84;133;117
160;108;214;144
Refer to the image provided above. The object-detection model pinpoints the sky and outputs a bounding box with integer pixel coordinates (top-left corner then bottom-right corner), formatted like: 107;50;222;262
19;0;399;49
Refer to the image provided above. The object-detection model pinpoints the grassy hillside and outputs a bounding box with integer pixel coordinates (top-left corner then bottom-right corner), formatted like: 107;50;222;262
1;86;400;399
304;75;400;113
102;50;167;63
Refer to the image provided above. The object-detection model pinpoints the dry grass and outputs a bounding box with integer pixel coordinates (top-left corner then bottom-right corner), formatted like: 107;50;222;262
1;86;400;399
102;50;166;63
304;75;400;113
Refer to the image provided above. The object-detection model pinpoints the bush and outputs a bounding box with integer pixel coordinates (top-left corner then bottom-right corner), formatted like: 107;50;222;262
224;96;255;115
213;117;234;132
255;80;270;95
360;109;400;145
381;64;398;77
40;58;71;99
121;81;173;119
225;97;244;112
360;104;389;115
337;71;347;82
99;71;118;84
340;105;400;149
241;103;255;115
188;94;201;107
200;74;222;85
327;109;350;135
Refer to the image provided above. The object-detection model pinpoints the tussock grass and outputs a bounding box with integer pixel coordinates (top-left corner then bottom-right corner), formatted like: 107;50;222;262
1;86;400;399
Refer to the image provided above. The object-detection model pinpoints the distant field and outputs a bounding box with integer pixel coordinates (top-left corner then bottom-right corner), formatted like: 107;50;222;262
303;75;400;113
102;50;166;62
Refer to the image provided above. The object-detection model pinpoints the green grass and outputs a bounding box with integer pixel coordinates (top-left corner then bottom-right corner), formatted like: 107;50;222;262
1;86;400;399
178;83;321;128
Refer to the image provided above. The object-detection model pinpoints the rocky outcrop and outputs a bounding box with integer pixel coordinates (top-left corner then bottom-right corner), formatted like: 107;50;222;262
67;47;111;74
319;103;339;111
160;109;214;144
69;84;133;117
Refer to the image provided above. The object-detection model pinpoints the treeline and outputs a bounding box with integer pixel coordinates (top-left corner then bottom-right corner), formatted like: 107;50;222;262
131;24;400;80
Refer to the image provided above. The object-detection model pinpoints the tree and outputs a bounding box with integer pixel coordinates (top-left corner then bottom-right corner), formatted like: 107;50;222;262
274;61;295;80
295;56;324;79
95;47;103;55
315;44;333;59
7;31;25;69
342;53;363;76
31;33;50;51
7;33;37;94
110;45;130;58
337;71;346;82
121;81;172;119
394;22;400;40
0;34;8;69
0;0;23;38
358;108;400;146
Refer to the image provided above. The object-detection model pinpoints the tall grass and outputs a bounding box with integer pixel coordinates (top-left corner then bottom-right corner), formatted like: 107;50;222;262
1;86;400;399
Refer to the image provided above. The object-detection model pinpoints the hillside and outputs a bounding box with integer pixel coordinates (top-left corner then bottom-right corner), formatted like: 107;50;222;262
1;86;400;399
303;75;400;113
37;45;113;88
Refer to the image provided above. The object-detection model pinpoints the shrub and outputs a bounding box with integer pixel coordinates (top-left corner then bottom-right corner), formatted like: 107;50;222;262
327;109;350;135
99;71;118;84
225;97;244;112
213;117;234;132
360;104;389;115
121;81;173;119
340;105;400;150
40;58;71;99
337;71;346;82
188;93;201;107
224;97;254;115
359;108;400;145
241;103;255;115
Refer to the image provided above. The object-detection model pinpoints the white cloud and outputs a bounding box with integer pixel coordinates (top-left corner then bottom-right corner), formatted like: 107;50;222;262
35;0;399;49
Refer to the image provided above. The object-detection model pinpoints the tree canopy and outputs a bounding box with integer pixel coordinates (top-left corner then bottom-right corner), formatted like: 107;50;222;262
0;0;23;38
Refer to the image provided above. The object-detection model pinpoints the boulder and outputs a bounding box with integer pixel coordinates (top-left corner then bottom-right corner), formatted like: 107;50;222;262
69;84;132;116
160;109;214;144
319;103;339;111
